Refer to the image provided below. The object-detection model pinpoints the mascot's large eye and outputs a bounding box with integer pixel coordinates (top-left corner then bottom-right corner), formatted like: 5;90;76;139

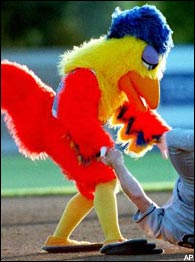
142;45;159;70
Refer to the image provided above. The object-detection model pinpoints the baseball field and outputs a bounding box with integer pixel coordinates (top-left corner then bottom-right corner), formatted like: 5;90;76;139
1;152;194;261
2;151;177;197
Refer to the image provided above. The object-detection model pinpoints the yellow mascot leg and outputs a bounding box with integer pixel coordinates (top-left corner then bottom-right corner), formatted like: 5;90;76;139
44;192;94;247
94;179;126;245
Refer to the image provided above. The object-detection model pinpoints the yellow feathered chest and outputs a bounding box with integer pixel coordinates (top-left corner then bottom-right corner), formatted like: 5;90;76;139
58;36;161;122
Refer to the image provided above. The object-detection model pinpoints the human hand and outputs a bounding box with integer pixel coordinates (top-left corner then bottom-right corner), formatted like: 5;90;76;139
101;147;124;168
156;132;169;159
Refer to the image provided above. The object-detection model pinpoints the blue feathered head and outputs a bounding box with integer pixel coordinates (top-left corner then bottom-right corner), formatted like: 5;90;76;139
107;5;173;55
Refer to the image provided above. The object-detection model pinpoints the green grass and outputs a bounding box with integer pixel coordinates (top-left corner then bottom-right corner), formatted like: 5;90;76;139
1;152;177;197
123;152;177;191
1;155;76;197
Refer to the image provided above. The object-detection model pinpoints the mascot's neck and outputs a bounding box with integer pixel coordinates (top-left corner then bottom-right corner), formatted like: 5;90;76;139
58;36;155;122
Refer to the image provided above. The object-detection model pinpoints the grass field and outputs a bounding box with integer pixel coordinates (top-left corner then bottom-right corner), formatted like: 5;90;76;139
1;151;178;197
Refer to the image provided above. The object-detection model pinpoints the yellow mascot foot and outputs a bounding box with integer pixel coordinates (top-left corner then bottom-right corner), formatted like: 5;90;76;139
103;238;127;246
42;235;103;253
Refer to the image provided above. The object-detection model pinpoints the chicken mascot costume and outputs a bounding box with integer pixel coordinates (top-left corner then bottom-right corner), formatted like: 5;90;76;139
1;4;173;254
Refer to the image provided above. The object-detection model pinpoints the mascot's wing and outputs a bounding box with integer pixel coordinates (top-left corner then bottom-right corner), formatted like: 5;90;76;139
1;60;57;159
110;102;171;157
56;68;114;159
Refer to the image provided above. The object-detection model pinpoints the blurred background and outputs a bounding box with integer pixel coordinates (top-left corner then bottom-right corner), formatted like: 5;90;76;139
1;1;194;196
1;1;194;47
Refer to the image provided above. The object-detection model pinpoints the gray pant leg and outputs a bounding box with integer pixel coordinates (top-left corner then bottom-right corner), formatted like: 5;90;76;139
167;129;194;203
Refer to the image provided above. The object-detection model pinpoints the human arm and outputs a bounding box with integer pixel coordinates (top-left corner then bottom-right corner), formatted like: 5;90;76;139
156;128;194;159
156;131;169;159
165;128;194;152
103;148;153;213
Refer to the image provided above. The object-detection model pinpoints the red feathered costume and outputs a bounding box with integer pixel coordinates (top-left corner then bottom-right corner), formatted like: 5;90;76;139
1;63;117;199
1;5;173;251
1;61;170;199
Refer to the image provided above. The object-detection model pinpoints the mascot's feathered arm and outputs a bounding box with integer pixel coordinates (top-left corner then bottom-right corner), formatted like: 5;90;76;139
56;68;114;159
110;101;171;157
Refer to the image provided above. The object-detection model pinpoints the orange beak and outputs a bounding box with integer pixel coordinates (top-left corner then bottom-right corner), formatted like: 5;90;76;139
119;71;160;112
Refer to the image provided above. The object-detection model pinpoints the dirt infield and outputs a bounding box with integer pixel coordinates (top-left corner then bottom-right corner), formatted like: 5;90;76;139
1;192;194;261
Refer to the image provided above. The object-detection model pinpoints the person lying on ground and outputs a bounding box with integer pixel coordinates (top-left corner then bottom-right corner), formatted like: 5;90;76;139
102;128;194;254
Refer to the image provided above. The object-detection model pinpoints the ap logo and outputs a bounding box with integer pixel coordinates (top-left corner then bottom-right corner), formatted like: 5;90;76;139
184;254;194;261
